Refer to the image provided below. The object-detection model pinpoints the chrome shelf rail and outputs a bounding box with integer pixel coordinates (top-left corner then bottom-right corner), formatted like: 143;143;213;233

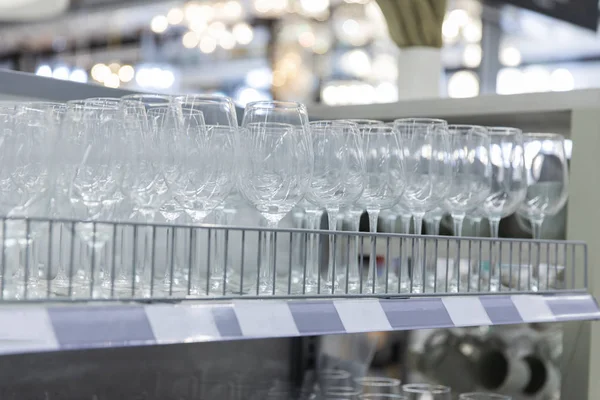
0;216;587;302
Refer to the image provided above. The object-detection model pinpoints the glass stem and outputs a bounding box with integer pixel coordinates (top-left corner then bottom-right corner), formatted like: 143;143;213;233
489;217;501;289
400;215;411;234
531;218;544;291
347;212;361;289
305;212;320;287
387;215;397;233
452;214;465;291
412;213;424;292
367;210;380;291
473;218;482;238
211;209;225;285
260;220;278;293
326;209;339;291
433;217;442;236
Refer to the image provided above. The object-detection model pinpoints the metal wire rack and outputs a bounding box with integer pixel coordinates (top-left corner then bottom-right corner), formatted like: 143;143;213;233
0;216;587;302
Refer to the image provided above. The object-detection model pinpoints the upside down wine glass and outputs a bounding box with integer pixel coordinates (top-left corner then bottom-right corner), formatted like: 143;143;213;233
238;101;313;295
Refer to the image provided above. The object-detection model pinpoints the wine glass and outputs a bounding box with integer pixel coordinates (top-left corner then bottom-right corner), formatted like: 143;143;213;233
444;125;492;292
354;124;405;293
174;94;239;293
402;384;451;400
239;101;313;294
519;133;569;290
305;120;365;293
481;127;527;291
394;118;452;293
354;377;402;395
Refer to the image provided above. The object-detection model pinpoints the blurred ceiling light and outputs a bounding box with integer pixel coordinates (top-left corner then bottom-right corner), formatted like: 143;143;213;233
298;31;316;48
462;44;482;68
246;67;273;88
448;9;469;27
208;21;227;37
341;49;371;77
167;7;184;25
190;19;208;33
156;69;175;89
496;67;524;95
69;68;88;83
523;66;551;93
448;70;479;98
199;36;218;53
52;65;70;80
253;0;287;14
151;15;169;33
299;0;329;15
234;87;270;107
104;73;121;88
312;38;330;54
183;31;200;48
224;0;243;19
108;62;121;72
185;3;212;22
198;3;215;20
233;22;254;45
344;0;369;3
550;68;575;92
342;19;360;37
35;64;52;78
462;18;482;43
442;18;460;44
118;65;135;82
135;66;175;89
91;63;111;83
372;54;398;81
499;46;522;67
375;82;398;103
272;70;286;87
219;31;236;49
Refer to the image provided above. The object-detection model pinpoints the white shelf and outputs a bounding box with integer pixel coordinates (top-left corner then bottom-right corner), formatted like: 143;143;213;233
0;293;597;356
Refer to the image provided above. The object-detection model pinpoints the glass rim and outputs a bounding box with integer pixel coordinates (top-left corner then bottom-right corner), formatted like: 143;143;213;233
359;395;408;399
245;100;306;110
345;118;385;125
459;393;511;400
393;117;448;126
353;377;401;387
121;94;174;103
175;93;235;104
486;126;522;135
243;121;296;130
324;386;361;395
523;132;566;141
402;383;451;394
319;368;352;379
447;124;488;136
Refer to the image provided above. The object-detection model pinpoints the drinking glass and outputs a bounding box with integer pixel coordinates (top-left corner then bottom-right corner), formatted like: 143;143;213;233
354;377;401;395
1;102;64;298
519;133;569;290
174;95;239;293
402;384;451;400
359;395;407;400
306;120;365;293
459;394;511;400
482;127;527;291
444;125;492;291
354;125;405;292
394;118;452;293
324;386;361;399
56;98;128;297
239;101;313;294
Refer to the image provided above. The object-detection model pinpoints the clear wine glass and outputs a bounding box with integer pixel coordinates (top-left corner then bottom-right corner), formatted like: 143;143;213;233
239;101;313;294
55;98;128;297
482;127;527;291
306;120;365;293
0;102;64;298
444;125;492;292
402;384;451;400
174;94;239;294
394;118;452;293
519;132;569;290
354;124;405;293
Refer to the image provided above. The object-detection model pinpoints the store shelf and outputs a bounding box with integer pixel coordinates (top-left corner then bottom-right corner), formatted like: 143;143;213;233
0;293;597;356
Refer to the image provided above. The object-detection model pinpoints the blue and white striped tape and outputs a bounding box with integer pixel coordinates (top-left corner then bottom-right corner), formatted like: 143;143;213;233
0;294;597;355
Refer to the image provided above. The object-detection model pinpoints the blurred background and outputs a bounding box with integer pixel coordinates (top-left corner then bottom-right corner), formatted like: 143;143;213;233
1;0;599;107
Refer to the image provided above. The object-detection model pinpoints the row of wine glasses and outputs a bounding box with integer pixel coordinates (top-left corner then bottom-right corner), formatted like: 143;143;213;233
0;95;569;298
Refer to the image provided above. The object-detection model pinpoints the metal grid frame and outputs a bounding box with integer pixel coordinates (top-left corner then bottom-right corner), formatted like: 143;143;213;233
0;216;587;303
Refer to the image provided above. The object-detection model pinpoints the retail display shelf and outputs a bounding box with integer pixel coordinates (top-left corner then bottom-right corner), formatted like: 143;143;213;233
0;293;597;356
